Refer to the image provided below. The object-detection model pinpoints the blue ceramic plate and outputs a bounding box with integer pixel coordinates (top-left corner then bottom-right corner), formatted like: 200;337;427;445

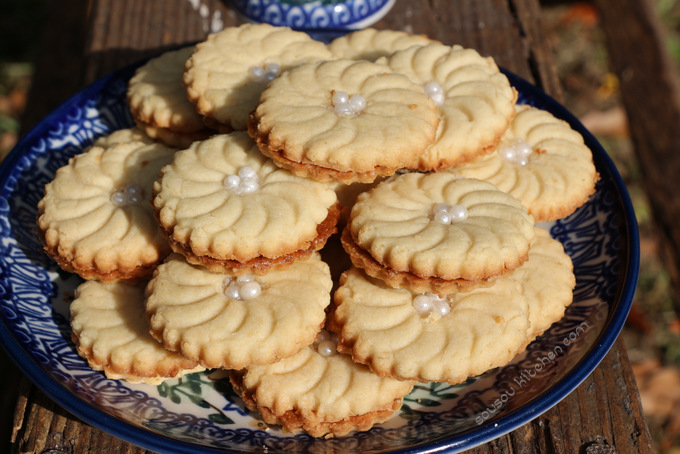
0;60;638;453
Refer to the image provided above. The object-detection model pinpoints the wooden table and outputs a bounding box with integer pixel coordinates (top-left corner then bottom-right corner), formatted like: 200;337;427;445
9;0;654;452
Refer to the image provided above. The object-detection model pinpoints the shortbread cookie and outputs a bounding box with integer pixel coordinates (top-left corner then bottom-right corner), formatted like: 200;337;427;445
153;131;340;275
93;127;156;148
38;141;176;282
455;104;599;221
248;58;439;184
127;46;215;148
70;280;204;385
327;28;435;61
330;267;531;384
230;333;414;438
184;23;332;131
342;171;535;294
145;252;333;370
511;227;575;338
384;42;517;171
132;120;213;150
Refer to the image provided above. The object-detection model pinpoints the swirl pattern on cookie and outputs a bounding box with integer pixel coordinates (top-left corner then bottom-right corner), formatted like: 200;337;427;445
184;23;332;131
70;280;204;385
456;104;599;221
327;28;436;61
127;46;214;147
344;172;535;292
511;227;575;338
384;42;517;171
331;267;530;384
249;58;439;183
93;127;156;148
145;252;333;370
230;342;414;438
153;132;339;274
37;141;176;282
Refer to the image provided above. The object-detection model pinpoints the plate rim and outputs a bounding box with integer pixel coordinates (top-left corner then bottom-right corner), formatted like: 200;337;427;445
0;62;640;454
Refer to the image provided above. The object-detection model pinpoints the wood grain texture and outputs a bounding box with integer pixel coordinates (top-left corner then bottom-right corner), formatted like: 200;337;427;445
594;0;680;315
11;0;653;452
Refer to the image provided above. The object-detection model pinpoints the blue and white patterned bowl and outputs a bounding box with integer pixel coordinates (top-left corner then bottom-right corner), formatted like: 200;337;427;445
0;57;638;453
231;0;396;30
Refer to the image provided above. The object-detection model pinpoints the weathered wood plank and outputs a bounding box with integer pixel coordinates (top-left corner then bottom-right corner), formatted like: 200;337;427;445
594;0;680;314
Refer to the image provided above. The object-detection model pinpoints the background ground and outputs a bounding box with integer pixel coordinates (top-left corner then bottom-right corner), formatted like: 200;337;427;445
541;1;680;451
1;0;679;452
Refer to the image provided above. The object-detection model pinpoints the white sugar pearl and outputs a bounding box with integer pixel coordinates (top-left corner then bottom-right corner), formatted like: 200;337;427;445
265;63;280;76
110;191;126;206
424;81;445;106
237;274;254;283
430;92;445;106
432;203;450;214
316;340;336;357
249;65;265;81
413;294;434;315
224;174;241;189
239;177;259;194
334;101;353;116
434;299;451;316
224;282;241;300
424;81;443;94
239;281;262;300
332;91;349;106
125;184;141;196
316;330;332;342
433;211;451;225
238;166;256;179
264;72;277;82
500;139;533;166
348;94;366;112
501;146;516;161
449;205;469;221
513;139;533;156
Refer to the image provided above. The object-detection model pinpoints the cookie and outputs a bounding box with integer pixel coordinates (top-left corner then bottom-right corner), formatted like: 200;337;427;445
132;120;214;150
127;46;215;148
145;252;333;370
70;280;204;385
93;126;156;148
342;171;536;294
327;28;435;61
330;267;531;384
383;42;517;171
455;104;599;221
37;140;176;282
229;331;414;438
184;23;332;132
511;227;575;338
248;58;440;184
153;131;340;275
